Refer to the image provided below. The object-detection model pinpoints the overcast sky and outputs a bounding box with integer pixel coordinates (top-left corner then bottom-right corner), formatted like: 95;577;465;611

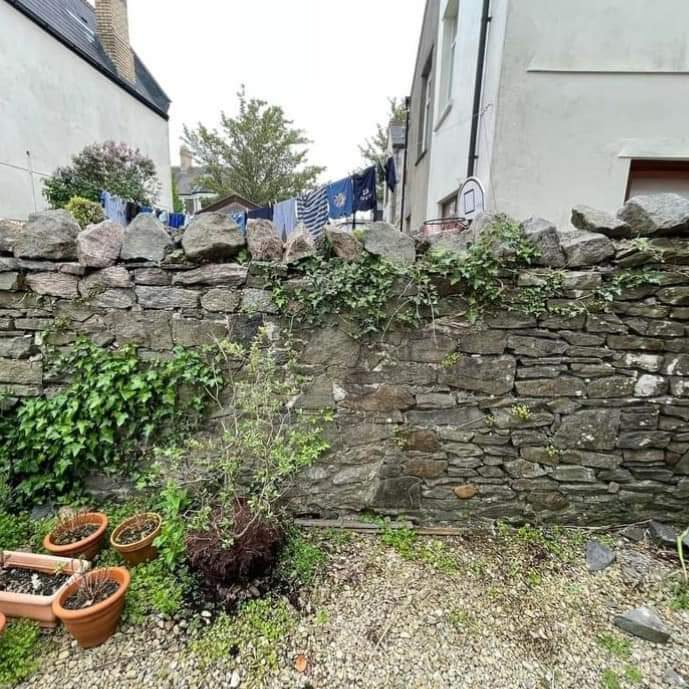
127;0;425;181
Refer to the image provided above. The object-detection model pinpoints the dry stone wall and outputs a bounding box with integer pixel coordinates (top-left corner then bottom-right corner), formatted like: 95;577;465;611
1;196;689;524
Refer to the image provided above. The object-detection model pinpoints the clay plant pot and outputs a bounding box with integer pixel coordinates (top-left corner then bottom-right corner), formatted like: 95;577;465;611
110;512;162;566
52;567;130;649
43;512;108;560
0;551;90;628
0;612;5;634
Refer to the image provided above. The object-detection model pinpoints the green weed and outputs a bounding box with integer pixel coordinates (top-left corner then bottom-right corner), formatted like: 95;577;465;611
0;620;44;687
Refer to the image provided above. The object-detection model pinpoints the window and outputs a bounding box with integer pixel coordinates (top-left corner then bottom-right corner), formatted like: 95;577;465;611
440;193;458;218
417;54;433;159
626;159;689;201
440;0;459;110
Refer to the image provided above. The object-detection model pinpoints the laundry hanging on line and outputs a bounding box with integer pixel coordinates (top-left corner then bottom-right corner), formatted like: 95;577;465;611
297;187;329;240
100;190;128;226
326;177;354;220
385;157;397;193
353;166;377;213
247;207;274;222
273;198;299;240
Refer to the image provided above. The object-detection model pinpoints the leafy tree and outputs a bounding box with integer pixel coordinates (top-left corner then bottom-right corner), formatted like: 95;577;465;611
183;86;324;207
43;141;159;208
359;97;407;201
171;174;185;214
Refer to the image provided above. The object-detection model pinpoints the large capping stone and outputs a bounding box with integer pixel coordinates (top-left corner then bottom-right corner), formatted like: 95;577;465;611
172;264;248;287
360;222;416;264
520;217;566;267
246;220;283;262
135;286;200;309
13;210;79;261
77;221;124;268
558;229;615;266
25;272;79;298
182;213;245;262
284;228;317;264
325;225;363;261
439;355;516;395
571;205;631;238
120;214;173;262
0;219;23;254
618;193;689;237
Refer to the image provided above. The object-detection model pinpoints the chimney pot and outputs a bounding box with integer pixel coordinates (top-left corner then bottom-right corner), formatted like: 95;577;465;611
180;146;194;171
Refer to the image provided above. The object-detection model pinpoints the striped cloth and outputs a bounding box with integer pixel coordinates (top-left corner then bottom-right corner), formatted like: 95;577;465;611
297;186;329;240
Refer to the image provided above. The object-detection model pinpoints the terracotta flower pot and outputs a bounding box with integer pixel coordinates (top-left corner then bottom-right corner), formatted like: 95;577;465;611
110;512;162;566
52;567;130;649
0;551;90;628
0;612;5;634
43;512;108;560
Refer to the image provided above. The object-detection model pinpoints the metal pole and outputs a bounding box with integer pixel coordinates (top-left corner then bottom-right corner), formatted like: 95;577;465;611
399;96;411;232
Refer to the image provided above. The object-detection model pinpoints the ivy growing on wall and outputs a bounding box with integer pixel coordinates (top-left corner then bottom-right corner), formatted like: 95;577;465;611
0;339;223;505
270;215;664;335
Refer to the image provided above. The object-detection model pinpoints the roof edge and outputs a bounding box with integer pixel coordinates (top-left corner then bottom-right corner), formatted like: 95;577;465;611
5;0;170;120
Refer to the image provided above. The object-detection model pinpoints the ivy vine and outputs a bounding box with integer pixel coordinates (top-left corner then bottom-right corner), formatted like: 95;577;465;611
269;215;664;336
0;339;223;505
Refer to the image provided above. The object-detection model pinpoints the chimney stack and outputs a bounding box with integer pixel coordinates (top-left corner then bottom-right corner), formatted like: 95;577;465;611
180;145;194;171
95;0;136;83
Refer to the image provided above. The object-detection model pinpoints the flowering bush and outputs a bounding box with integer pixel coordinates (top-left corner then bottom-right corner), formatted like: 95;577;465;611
65;196;105;228
43;141;159;208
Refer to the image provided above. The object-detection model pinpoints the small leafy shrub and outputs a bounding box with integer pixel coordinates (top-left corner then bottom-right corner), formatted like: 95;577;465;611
154;480;191;569
1;340;221;505
0;512;33;550
65;196;105;228
0;620;43;687
670;581;689;611
185;331;330;594
277;530;327;586
381;526;418;559
380;526;459;574
192;597;296;680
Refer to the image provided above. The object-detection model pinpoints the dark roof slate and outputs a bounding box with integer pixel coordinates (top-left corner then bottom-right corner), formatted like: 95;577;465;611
5;0;170;117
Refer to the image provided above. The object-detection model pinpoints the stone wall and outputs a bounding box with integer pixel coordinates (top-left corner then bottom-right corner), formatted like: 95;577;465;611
1;199;689;524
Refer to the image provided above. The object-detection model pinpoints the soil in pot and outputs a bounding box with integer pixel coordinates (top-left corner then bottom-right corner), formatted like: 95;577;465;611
63;578;119;611
115;516;158;545
0;567;70;597
51;523;99;546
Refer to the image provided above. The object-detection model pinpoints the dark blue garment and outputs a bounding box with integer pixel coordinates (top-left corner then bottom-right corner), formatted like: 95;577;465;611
353;166;377;212
139;207;153;214
168;213;186;229
230;211;247;234
326;177;354;219
248;207;274;221
385;157;397;193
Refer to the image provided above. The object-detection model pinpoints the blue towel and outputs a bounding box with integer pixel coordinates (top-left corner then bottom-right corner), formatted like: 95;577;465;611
326;177;354;219
353;166;377;212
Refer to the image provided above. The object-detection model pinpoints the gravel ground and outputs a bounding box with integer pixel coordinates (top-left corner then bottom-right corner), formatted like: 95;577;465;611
18;528;689;689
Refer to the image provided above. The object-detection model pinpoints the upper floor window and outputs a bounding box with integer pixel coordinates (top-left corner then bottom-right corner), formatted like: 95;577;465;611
440;0;459;110
418;55;433;159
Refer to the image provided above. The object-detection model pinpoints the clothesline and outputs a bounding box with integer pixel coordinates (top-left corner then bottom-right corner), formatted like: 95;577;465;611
240;157;398;242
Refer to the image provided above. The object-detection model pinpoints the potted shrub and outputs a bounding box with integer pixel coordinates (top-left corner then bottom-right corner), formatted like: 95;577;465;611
0;551;89;627
43;512;108;560
52;567;130;648
110;512;162;566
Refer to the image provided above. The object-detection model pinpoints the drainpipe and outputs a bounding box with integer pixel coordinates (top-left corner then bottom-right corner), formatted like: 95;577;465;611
467;0;491;178
399;96;411;232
